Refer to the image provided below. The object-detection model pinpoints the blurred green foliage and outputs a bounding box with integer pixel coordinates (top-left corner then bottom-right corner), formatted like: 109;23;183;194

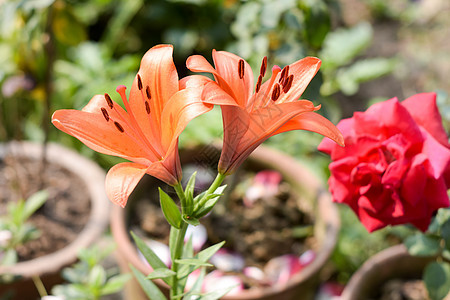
0;0;399;148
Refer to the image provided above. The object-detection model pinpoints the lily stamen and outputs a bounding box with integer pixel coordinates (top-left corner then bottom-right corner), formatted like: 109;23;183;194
238;59;245;79
260;56;267;77
114;121;125;133
271;83;281;101
101;107;110;122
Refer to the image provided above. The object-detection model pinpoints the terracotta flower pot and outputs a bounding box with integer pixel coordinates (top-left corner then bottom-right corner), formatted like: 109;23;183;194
111;145;340;300
0;141;110;299
340;244;434;300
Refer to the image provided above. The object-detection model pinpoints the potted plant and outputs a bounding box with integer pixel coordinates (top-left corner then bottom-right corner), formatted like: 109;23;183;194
0;141;110;299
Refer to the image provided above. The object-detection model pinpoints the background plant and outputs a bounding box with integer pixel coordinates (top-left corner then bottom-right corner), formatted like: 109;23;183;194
49;245;131;300
0;190;48;271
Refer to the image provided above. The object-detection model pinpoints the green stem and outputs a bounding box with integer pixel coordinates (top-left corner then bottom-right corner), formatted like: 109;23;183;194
169;222;188;299
196;173;227;209
32;275;47;297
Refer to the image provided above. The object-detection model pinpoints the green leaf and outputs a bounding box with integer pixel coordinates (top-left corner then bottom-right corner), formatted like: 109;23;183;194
336;58;397;95
197;241;226;262
404;234;441;257
178;241;226;280
159;188;182;229
1;248;17;266
440;218;450;241
88;265;106;289
23;190;48;222
175;259;213;267
436;208;450;225
320;22;373;70
184;172;197;215
423;261;450;300
183;268;206;300
147;268;177;280
130;232;171;285
100;273;132;295
130;266;166;300
182;215;200;226
194;185;227;219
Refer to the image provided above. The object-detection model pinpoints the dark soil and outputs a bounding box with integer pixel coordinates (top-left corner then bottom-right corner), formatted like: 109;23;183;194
127;161;315;288
0;154;91;261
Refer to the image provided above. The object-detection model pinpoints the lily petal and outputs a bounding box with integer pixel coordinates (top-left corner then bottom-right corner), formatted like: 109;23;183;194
161;88;213;151
105;162;148;208
211;50;254;107
273;111;345;146
219;101;318;173
128;45;179;139
52;107;153;163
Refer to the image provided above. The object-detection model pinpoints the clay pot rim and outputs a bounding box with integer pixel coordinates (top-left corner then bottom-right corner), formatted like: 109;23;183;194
0;141;110;277
340;244;436;300
111;145;340;299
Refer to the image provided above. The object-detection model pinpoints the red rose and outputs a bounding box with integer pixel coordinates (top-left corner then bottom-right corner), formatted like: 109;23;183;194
318;93;450;232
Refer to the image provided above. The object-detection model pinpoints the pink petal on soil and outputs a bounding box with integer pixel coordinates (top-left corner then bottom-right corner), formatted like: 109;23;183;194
244;170;282;206
264;254;303;286
210;248;245;272
243;266;267;282
202;270;244;296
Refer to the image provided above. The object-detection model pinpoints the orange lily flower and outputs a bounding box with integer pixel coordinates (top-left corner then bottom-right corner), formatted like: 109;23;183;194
52;45;212;207
187;51;344;174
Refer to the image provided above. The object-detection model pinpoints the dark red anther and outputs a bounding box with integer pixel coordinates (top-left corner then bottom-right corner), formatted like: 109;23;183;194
260;56;267;77
137;74;143;90
283;75;294;93
114;121;124;133
271;83;281;101
145;86;151;99
145;101;151;114
101;107;110;121
255;75;263;93
238;59;245;79
104;93;114;109
279;65;289;84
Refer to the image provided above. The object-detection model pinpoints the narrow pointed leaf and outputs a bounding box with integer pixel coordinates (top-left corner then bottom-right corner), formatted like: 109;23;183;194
184;268;206;300
175;258;213;267
23;190;48;221
159;188;182;229
146;268;177;280
100;273;132;295
178;241;226;280
130;232;171;285
130;265;166;300
197;241;225;262
185;172;197;215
